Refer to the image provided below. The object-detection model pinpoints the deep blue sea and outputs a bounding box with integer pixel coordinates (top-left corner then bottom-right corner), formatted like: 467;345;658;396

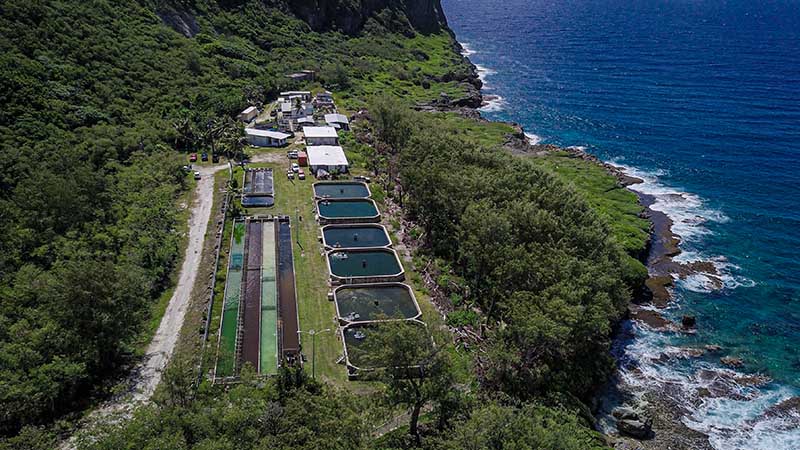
441;0;800;448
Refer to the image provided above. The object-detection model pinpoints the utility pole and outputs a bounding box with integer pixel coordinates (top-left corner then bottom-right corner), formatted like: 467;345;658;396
299;328;331;379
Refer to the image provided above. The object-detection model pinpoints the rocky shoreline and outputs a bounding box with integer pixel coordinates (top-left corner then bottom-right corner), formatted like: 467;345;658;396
429;43;727;449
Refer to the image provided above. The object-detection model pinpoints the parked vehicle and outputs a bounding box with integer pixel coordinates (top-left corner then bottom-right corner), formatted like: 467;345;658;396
298;169;305;180
288;151;298;159
189;153;197;162
212;154;219;163
201;152;208;162
194;171;201;180
287;170;295;180
353;175;371;183
182;165;192;172
291;163;299;173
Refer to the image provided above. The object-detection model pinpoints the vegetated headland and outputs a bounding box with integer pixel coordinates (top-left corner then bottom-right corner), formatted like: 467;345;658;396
0;0;704;449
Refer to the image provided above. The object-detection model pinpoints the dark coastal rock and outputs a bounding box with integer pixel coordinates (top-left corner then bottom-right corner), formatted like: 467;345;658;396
645;276;673;308
450;82;483;108
617;418;653;439
628;305;676;331
762;396;800;419
681;315;697;328
613;406;640;421
720;356;744;368
704;344;722;353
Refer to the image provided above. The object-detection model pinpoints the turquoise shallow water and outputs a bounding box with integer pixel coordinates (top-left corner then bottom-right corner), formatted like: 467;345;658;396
442;0;800;447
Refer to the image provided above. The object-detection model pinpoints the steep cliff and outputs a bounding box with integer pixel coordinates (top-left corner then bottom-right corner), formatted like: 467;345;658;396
287;0;447;35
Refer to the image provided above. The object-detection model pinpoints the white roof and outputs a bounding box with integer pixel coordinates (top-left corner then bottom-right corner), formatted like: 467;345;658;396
303;126;338;138
241;106;258;114
324;113;349;124
306;146;348;166
245;128;291;139
298;117;315;124
280;102;293;113
280;91;311;96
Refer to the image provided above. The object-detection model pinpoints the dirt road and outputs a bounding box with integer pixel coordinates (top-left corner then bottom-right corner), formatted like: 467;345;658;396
64;153;285;447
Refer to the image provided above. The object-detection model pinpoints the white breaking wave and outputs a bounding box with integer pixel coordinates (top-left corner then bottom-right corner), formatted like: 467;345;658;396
474;63;496;88
613;321;800;450
610;162;751;292
459;42;476;57
479;95;506;112
524;132;542;145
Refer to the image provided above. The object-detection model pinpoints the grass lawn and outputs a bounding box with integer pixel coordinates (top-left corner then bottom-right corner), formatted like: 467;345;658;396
529;151;650;257
219;151;348;384
207;146;469;387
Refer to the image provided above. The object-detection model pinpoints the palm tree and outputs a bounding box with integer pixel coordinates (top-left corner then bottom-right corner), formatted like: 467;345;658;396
172;117;195;150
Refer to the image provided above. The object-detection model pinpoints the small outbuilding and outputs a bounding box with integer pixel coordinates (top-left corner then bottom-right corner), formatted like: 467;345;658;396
245;128;291;147
238;106;259;122
303;126;339;146
324;113;350;131
279;91;312;102
297;116;316;128
306;145;348;175
315;91;334;106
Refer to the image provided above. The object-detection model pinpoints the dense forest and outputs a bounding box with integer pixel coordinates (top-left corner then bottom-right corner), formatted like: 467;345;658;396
1;0;646;448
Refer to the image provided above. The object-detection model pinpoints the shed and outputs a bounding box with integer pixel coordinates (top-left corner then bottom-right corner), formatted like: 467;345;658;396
245;128;291;147
298;151;308;166
306;146;348;175
279;91;312;102
303;126;339;146
238;106;259;122
324;113;350;131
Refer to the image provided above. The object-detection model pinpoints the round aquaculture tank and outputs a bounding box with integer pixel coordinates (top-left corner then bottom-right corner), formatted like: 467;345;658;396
326;248;405;284
333;283;421;324
321;224;391;249
316;198;380;224
341;320;428;378
313;181;371;199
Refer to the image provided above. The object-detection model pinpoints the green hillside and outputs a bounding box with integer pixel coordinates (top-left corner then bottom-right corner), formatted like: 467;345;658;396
0;1;646;448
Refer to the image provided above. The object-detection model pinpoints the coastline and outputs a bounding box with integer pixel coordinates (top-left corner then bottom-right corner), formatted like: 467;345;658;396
450;41;721;449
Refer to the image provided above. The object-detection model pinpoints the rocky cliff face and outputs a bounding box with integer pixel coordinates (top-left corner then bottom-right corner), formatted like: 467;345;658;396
287;0;447;35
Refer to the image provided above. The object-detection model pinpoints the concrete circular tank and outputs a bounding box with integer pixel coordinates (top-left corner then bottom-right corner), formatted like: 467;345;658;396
326;248;404;284
316;198;380;224
313;181;371;199
321;224;391;249
333;283;421;324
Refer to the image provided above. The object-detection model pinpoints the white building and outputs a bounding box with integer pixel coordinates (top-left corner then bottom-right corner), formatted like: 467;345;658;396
297;116;316;129
278;101;314;131
314;91;334;107
303;126;339;146
279;91;312;102
237;106;259;122
324;113;350;131
245;128;291;147
306;145;348;175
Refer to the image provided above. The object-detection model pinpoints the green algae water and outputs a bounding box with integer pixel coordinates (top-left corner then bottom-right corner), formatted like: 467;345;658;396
323;225;390;248
317;199;378;219
313;182;370;199
217;221;245;377
335;285;419;322
328;250;402;278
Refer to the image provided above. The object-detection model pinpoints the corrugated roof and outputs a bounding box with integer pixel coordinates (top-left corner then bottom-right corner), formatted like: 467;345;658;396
245;129;291;139
303;126;338;138
242;106;258;114
306;145;348;166
324;113;349;124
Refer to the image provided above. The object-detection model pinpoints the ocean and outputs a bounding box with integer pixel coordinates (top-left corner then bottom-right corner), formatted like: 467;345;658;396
440;0;800;448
